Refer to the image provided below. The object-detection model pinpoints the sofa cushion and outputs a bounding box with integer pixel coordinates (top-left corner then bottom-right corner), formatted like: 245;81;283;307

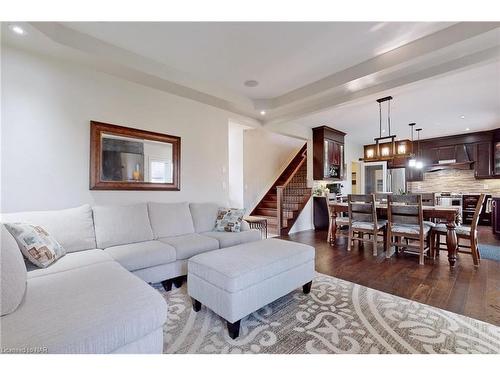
0;261;167;354
93;203;154;249
159;233;219;260
104;240;176;271
202;229;261;248
188;238;315;293
1;204;96;253
27;249;113;279
147;202;195;238
189;203;220;233
4;223;66;268
1;226;27;316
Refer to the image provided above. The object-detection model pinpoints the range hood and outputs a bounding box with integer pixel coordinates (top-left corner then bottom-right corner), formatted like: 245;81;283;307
426;144;474;172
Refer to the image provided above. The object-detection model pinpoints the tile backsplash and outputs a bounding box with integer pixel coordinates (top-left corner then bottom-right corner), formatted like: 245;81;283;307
407;169;500;195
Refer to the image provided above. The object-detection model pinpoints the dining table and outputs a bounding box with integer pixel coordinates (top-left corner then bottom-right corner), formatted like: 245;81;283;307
329;202;462;267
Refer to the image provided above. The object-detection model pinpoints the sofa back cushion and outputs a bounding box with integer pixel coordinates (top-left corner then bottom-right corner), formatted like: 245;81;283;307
1;225;27;316
1;205;96;253
148;202;195;238
189;203;221;233
93;203;154;249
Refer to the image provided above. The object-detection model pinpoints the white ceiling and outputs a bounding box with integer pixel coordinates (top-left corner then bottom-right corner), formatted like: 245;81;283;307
2;21;499;139
295;60;500;143
62;22;453;98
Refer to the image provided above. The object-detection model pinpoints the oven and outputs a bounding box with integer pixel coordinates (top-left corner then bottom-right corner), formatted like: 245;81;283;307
436;193;462;211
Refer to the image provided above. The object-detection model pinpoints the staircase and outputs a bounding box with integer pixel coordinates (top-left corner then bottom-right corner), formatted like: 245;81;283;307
250;144;311;237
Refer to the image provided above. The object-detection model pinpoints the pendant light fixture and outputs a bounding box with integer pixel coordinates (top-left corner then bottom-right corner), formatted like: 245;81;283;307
374;96;396;158
415;128;424;169
408;123;417;167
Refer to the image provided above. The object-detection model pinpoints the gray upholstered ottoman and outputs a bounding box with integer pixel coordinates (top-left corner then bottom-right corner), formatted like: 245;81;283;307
187;238;315;339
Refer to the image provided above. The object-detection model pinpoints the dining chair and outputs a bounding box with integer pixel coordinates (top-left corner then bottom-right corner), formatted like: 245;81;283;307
347;194;387;256
421;192;436;206
326;196;349;245
386;194;433;265
420;192;438;228
375;192;392;203
432;193;485;266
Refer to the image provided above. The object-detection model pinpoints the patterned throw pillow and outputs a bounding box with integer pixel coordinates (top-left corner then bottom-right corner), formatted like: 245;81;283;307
214;208;245;233
3;223;66;268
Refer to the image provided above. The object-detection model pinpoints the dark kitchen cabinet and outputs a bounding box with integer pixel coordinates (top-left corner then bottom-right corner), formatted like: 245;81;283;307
475;142;493;179
425;147;439;165
463;194;491;225
406;164;423;182
438;145;456;161
384;129;500;179
491;197;500;239
313;196;330;229
313;126;345;180
493;142;500;176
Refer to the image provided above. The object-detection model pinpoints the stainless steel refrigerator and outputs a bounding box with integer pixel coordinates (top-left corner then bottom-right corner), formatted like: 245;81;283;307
360;161;406;194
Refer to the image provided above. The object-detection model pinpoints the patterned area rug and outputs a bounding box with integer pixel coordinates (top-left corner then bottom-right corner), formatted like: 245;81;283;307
479;244;500;262
158;273;500;354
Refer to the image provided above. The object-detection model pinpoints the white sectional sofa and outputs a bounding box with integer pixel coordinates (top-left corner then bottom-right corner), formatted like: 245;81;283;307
0;202;261;353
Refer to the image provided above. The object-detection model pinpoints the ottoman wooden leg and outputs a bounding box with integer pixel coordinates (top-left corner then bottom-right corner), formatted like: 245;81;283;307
302;281;312;294
192;298;202;312
173;276;184;288
227;320;241;339
161;279;173;292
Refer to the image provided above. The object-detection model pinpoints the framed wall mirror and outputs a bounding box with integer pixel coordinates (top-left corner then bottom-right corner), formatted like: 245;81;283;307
90;121;181;190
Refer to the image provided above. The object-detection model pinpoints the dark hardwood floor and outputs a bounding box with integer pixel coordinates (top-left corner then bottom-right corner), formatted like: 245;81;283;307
281;226;500;326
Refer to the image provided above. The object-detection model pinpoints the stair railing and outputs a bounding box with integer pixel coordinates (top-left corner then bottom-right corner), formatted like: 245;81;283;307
276;149;307;233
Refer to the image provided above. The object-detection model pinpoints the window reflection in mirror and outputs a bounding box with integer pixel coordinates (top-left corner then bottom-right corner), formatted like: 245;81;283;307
101;134;173;183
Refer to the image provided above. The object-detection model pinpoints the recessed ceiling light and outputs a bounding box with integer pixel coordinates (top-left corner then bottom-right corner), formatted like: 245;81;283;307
9;24;26;35
244;80;259;88
260;110;266;116
460;115;465;119
382;129;386;133
465;127;470;131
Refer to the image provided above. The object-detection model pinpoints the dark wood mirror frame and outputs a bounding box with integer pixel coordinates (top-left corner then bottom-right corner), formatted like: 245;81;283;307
90;121;181;191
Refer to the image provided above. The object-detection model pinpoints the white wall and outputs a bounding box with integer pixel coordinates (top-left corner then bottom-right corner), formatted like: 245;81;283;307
228;122;245;208
243;127;305;212
0;46;255;213
0;45;365;235
243;124;363;234
340;136;364;195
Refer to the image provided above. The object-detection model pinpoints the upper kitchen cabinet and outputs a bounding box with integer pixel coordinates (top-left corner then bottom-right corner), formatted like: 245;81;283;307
493;141;500;175
493;129;500;176
406;164;423;182
312;126;346;180
474;142;493;179
415;130;499;179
